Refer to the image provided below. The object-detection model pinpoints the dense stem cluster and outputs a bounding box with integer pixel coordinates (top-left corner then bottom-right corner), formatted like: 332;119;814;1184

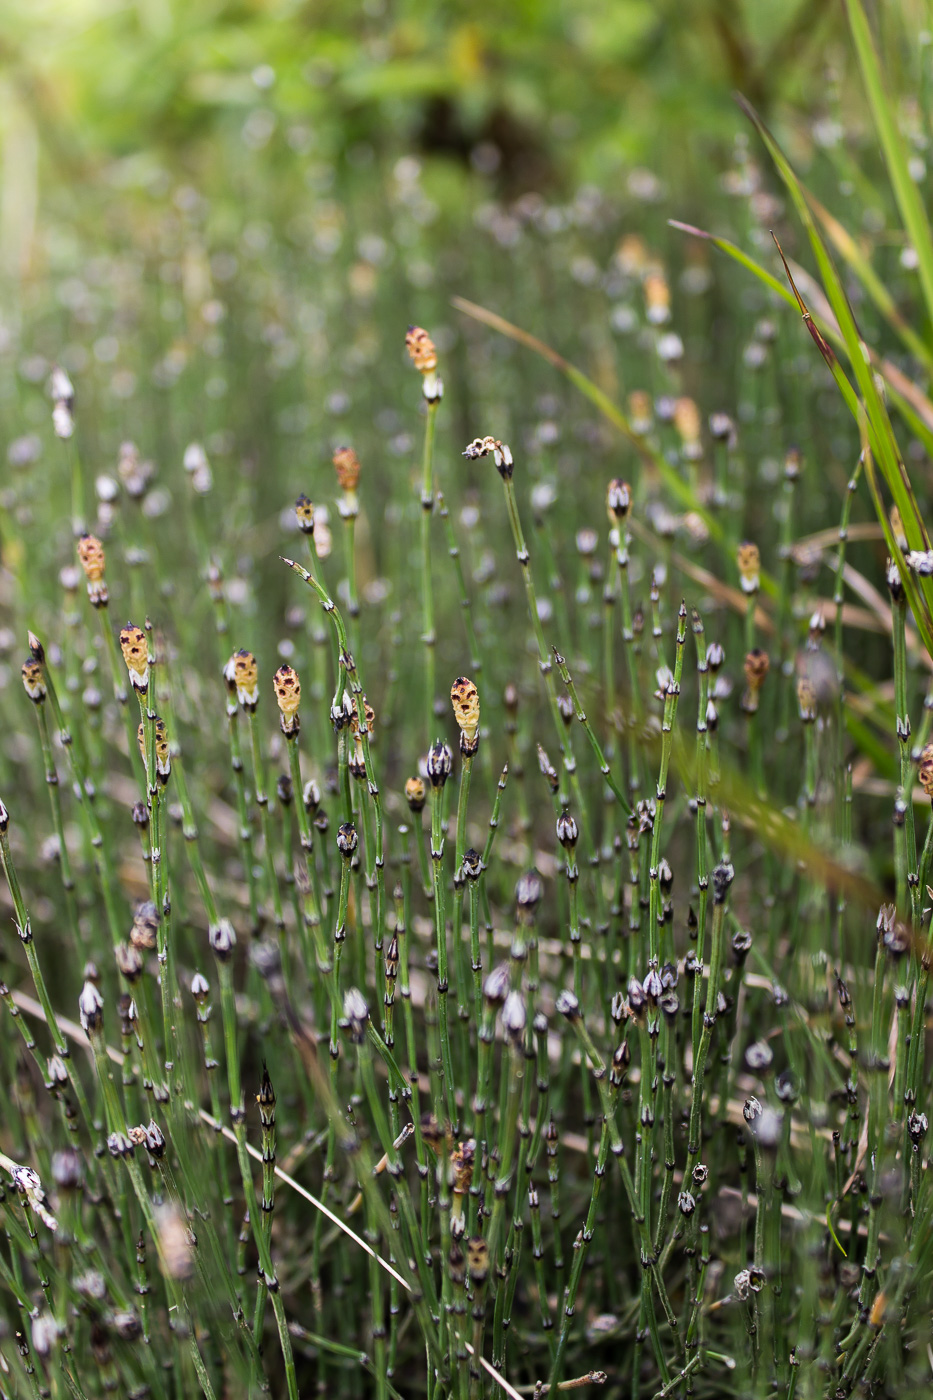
4;68;933;1391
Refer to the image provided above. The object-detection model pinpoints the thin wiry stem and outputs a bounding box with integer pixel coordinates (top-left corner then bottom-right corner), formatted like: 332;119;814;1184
430;778;458;1130
420;401;440;742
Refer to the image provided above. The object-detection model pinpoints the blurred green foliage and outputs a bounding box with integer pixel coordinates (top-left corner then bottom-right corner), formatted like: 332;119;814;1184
0;0;846;267
3;4;933;1395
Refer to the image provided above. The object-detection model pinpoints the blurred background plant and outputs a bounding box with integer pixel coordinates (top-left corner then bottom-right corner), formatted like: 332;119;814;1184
2;0;933;1396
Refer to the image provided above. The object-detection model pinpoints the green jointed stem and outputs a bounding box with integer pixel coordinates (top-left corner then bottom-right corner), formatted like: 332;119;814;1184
252;1067;277;1351
552;649;632;817
134;683;178;1081
282;555;386;952
652;1018;676;1257
340;503;361;658
100;611;139;762
215;958;299;1400
430;779;458;1129
83;1020;217;1399
332;844;353;1058
568;1012;678;1371
475;1034;523;1379
355;717;387;963
614;529;646;796
685;874;732;1187
468;876;483;1010
41;651;124;947
247;710;285;933
891;589;920;926
394;851;430;1256
603;540;618;728
67;438;87;539
499;474;589;821
420;401;439;742
546;1116;612;1396
692;613;711;1063
495;1029;535;1371
286;735;324;983
451;749;475;1020
647;601;686;967
0;824;94;1137
225;700;261;934
908;806;933;1103
156;673;218;924
32;699;84;956
192;982;233;1213
563;840;582;1001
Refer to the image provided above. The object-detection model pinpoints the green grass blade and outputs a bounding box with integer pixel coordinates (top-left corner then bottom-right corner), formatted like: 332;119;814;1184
671;216;933;437
667;221;796;306
736;98;899;451
735;96;933;645
860;421;933;661
806;188;933;375
885;379;933;462
844;0;933;343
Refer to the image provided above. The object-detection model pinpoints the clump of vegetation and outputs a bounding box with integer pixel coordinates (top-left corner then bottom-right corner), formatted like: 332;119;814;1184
2;2;933;1397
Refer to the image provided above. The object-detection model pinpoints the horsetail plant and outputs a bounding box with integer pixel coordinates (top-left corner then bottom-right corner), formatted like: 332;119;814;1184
7;139;933;1395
